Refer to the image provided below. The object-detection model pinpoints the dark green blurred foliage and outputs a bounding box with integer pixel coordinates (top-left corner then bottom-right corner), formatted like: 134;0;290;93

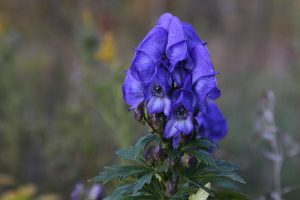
0;0;300;199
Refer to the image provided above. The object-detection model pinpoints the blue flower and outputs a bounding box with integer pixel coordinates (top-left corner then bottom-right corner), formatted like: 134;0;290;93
122;70;144;109
196;102;228;143
145;66;172;115
164;89;196;148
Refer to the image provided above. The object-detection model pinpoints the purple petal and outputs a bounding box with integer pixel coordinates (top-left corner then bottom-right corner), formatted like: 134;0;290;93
193;74;220;105
163;97;171;116
147;97;164;114
157;13;173;30
166;16;188;71
155;66;171;94
136;26;168;61
172;134;181;149
131;27;168;83
182;22;204;48
131;51;156;83
164;118;179;139
198;102;228;143
171;67;186;87
175;117;193;135
122;70;144;108
191;44;215;84
171;89;196;112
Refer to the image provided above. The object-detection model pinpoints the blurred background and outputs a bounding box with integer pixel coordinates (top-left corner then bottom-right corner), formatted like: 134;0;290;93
0;0;300;199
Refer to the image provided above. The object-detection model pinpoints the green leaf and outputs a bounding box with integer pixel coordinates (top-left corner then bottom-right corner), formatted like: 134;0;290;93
132;173;154;194
90;165;149;183
104;184;134;200
116;134;160;161
186;149;216;166
215;172;246;184
181;139;218;151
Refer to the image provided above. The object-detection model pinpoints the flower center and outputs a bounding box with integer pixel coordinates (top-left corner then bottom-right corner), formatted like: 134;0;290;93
175;105;189;120
151;85;164;98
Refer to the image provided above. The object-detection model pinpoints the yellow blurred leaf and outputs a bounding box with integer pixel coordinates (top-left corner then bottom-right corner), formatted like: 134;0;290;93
0;184;37;200
95;31;116;63
0;15;8;36
36;193;62;200
188;182;211;200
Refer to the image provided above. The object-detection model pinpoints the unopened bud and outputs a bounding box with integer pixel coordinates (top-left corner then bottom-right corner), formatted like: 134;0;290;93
165;157;176;168
153;145;166;161
144;146;154;165
134;103;144;121
166;181;176;197
151;114;161;130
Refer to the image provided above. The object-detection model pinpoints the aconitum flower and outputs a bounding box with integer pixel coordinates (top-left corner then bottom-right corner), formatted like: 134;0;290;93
196;102;228;143
122;12;225;149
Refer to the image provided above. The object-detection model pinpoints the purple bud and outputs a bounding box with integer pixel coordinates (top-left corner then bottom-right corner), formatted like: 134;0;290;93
153;145;166;161
151;114;161;129
134;103;144;121
144;146;154;165
71;182;85;200
87;184;104;200
166;181;176;197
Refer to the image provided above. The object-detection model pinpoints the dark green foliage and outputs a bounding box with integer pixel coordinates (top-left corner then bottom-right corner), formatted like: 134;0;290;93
92;134;247;199
116;134;161;162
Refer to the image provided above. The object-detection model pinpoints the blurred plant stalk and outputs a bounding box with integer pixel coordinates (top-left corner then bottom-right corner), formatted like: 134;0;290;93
255;91;300;200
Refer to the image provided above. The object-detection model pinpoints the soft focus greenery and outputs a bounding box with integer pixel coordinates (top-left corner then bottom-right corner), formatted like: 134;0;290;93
0;0;300;199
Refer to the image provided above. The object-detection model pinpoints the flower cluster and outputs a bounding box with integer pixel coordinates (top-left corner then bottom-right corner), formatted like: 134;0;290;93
123;13;227;148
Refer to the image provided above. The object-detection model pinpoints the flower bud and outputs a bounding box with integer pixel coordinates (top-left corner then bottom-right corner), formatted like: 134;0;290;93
144;146;154;165
166;181;176;197
153;145;166;161
134;103;144;121
151;114;161;130
165;157;176;168
182;154;197;168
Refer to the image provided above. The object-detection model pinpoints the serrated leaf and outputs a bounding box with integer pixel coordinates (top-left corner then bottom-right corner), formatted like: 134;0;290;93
215;172;246;184
90;165;149;183
116;134;160;161
132;173;153;194
104;184;134;200
186;149;216;166
188;183;211;200
181;139;218;151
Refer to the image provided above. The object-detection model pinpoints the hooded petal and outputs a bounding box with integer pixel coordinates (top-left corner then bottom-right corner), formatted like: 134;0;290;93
136;26;168;61
131;26;168;83
191;44;216;83
166;16;188;71
157;13;173;30
131;51;156;83
147;97;165;114
182;22;204;48
164;118;179;139
122;70;144;108
175;116;193;135
193;74;220;105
